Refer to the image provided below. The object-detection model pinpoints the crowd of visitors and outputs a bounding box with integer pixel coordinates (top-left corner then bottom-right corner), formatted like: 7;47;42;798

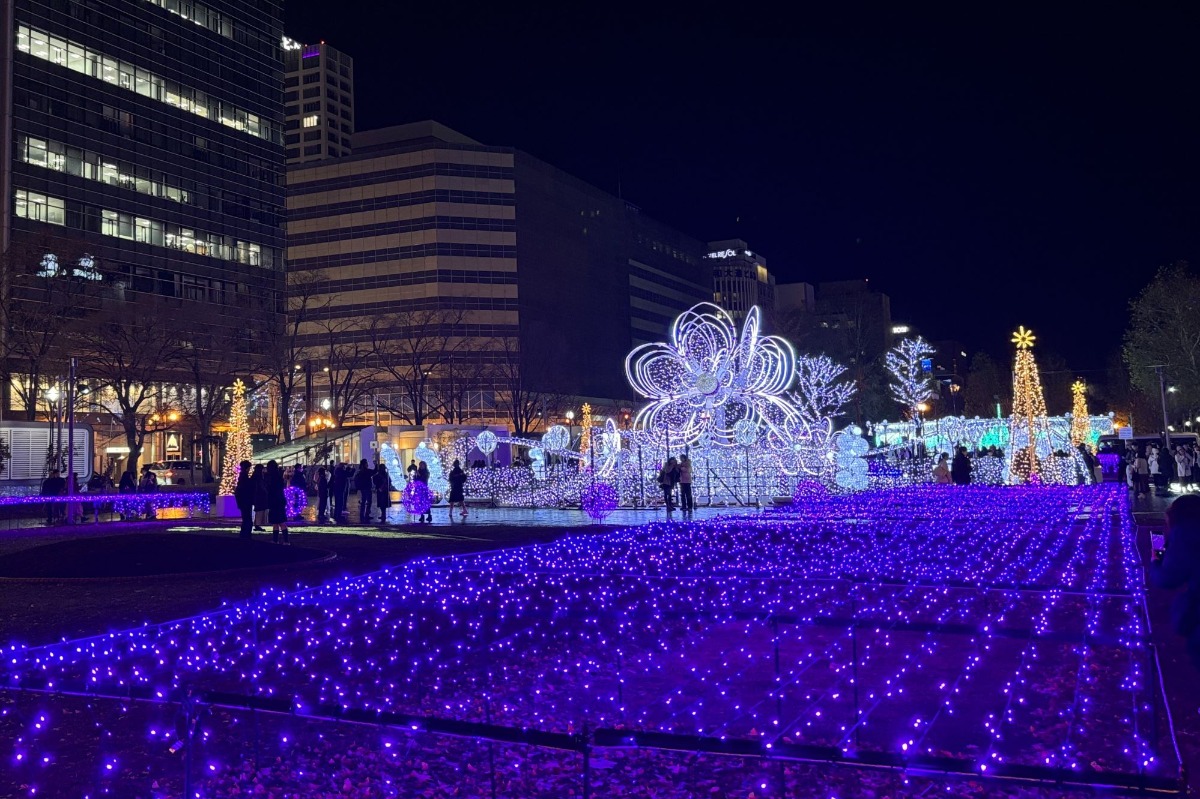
1107;440;1200;498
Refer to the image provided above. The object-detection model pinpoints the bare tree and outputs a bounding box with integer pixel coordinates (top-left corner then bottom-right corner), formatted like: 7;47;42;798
74;303;187;475
174;306;252;480
493;335;570;436
0;235;103;419
316;317;379;426
260;270;326;441
372;308;466;426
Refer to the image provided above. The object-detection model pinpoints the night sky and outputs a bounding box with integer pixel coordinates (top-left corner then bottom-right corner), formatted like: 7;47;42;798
283;5;1200;372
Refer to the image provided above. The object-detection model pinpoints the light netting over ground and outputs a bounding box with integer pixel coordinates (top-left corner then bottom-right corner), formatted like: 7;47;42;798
0;485;1182;797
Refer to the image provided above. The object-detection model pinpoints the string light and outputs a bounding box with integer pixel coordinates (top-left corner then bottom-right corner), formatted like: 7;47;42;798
217;380;252;496
1070;381;1092;450
885;337;936;418
1009;327;1050;482
0;485;1173;796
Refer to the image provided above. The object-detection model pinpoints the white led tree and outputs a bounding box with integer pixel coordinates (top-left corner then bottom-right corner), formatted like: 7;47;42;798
788;354;856;427
885;336;936;419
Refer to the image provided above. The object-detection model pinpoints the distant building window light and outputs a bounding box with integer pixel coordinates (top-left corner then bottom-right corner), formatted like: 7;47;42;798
302;115;319;128
16;24;277;143
147;0;235;39
891;324;911;335
13;189;277;269
302;44;321;59
18;135;192;206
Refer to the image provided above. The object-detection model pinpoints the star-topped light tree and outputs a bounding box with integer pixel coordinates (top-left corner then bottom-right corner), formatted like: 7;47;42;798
1008;326;1051;482
1070;380;1092;450
219;379;253;496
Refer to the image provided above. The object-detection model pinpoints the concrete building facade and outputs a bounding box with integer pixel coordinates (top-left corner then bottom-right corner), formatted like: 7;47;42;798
282;37;353;164
286;121;711;423
707;238;775;322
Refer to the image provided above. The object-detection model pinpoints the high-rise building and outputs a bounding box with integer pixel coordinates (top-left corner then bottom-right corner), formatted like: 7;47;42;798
286;121;710;425
1;0;287;414
708;239;775;322
282;37;353;164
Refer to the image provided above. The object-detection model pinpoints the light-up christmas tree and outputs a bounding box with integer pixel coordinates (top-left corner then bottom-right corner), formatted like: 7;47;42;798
579;403;594;466
219;379;253;495
1008;327;1051;482
1070;380;1091;450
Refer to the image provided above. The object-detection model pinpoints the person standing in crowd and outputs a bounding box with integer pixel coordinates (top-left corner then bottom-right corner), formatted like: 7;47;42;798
234;460;254;540
1133;449;1150;498
118;469;136;493
290;464;306;490
678;454;694;515
659;457;679;513
265;460;288;543
329;463;347;523
138;465;159;519
316;465;330;523
138;465;158;492
447;459;468;522
251;463;268;532
951;446;972;486
41;469;66;525
373;461;392;523
353;459;374;524
932;453;952;484
1149;447;1162;490
415;460;432;524
1152;494;1200;668
1177;447;1193;489
407;459;418;479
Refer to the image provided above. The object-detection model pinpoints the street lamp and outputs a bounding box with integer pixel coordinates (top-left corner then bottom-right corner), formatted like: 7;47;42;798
44;386;62;473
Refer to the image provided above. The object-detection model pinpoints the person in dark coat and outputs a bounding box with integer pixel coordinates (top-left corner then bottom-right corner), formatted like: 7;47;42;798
316;466;329;523
353;459;374;523
41;469;66;525
265;459;288;543
330;463;348;523
251;463;268;531
233;460;254;539
447;459;467;522
951;446;972;486
118;470;136;493
373;462;392;523
1153;494;1200;668
290;464;307;489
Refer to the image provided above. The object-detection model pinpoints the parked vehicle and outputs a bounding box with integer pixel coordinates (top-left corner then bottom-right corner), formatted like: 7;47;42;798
149;460;196;486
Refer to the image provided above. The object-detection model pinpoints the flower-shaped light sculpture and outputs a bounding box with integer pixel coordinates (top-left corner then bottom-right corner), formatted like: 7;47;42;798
625;303;796;449
767;416;834;478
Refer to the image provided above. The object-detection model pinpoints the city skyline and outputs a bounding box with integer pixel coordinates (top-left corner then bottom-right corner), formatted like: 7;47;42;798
281;5;1200;370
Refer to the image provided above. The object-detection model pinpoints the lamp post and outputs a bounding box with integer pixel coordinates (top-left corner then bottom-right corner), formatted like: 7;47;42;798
45;385;62;474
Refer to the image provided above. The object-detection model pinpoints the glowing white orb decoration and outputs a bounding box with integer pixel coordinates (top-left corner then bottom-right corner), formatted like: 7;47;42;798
833;427;869;491
475;431;498;455
625;303;796;448
542;425;570;451
733;419;758;447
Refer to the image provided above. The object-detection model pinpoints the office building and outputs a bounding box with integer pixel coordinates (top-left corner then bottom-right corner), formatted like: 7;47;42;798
286;121;711;421
2;0;287;415
707;239;775;322
814;279;893;352
282;37;353;164
775;281;815;315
